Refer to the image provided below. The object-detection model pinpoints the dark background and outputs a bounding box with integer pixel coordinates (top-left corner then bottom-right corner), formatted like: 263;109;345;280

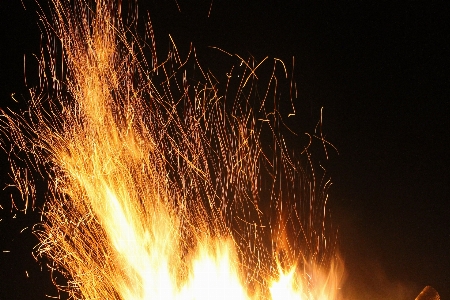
1;1;449;299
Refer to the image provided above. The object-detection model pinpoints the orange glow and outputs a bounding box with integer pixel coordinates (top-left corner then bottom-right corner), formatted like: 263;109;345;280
2;0;344;299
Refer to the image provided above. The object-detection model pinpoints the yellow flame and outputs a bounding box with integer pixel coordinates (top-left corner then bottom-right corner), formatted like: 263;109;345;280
2;0;345;299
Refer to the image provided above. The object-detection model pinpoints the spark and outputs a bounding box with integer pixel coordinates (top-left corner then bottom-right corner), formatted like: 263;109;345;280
1;0;343;299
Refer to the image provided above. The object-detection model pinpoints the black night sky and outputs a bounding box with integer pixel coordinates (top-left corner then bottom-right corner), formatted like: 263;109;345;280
1;1;449;299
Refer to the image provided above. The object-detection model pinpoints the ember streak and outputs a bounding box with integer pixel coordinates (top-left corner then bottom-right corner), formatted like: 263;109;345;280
1;0;343;299
2;1;448;299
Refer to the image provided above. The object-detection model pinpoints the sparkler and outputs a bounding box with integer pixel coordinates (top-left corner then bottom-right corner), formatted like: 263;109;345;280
1;0;344;299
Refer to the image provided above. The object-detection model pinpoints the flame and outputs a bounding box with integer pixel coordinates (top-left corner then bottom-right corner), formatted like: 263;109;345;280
1;0;344;299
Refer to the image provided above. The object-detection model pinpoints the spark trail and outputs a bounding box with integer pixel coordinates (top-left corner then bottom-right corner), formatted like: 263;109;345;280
1;0;343;299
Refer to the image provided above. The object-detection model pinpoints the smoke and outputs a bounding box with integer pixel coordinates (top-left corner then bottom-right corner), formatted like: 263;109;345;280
344;259;420;300
334;206;422;300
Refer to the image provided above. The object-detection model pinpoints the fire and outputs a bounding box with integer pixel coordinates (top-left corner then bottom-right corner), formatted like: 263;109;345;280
1;0;344;299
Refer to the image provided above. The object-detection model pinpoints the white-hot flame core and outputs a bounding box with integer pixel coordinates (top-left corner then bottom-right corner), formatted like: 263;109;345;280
2;0;345;299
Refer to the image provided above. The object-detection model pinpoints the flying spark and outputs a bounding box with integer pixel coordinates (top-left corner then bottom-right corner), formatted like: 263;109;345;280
1;0;344;299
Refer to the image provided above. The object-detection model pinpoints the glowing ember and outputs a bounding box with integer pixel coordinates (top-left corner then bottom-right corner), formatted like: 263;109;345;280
415;286;440;300
1;0;344;299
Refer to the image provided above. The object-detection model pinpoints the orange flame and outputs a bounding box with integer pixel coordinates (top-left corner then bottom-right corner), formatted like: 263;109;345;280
2;0;344;299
